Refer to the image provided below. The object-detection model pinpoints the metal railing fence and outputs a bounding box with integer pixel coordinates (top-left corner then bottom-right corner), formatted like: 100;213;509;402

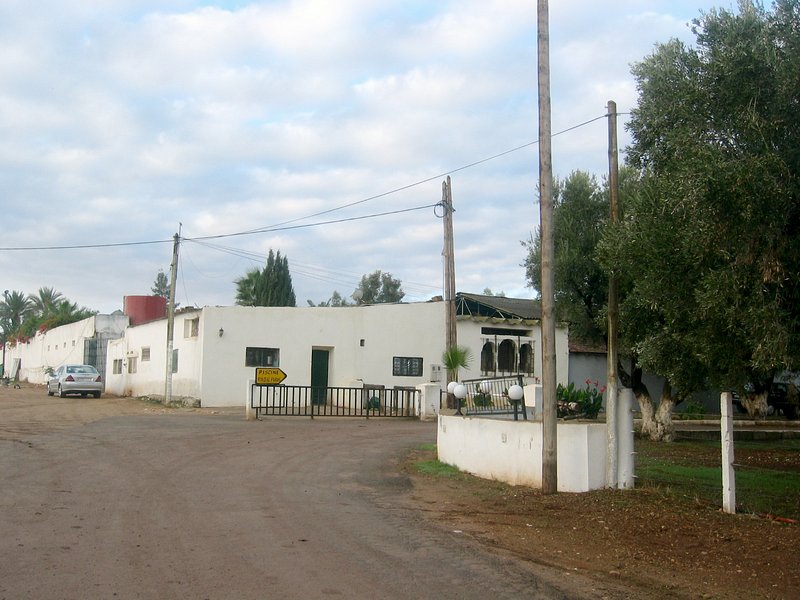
251;384;418;418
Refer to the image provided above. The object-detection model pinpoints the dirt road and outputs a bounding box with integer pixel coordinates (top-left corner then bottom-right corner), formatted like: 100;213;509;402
1;385;621;599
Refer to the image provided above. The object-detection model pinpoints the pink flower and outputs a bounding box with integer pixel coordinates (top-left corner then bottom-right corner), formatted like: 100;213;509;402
600;386;607;394
585;378;591;385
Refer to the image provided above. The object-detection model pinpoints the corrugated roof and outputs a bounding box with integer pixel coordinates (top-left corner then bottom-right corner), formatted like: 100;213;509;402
455;292;541;321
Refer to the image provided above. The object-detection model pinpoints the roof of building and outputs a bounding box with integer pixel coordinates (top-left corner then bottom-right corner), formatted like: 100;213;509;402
455;292;541;321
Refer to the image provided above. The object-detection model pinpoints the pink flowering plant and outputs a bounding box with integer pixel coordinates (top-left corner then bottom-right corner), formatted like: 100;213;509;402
556;379;606;419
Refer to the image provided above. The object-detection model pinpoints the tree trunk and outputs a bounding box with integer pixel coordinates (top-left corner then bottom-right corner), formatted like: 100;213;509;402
741;391;768;418
625;364;678;442
653;383;677;442
636;389;658;438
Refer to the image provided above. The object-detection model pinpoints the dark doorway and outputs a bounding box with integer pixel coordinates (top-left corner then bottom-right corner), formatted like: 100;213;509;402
310;349;329;405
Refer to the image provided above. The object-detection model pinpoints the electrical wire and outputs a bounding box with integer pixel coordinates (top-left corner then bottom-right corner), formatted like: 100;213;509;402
184;203;438;243
0;112;612;253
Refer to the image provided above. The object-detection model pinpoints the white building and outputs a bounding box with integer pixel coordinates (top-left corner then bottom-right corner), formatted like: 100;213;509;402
4;314;129;385
104;293;569;408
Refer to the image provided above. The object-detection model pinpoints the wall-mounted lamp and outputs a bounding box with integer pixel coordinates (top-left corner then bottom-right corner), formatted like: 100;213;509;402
218;327;224;337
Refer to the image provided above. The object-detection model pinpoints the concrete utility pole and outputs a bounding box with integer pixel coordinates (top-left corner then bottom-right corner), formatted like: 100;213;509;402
442;177;458;381
164;229;180;406
538;0;557;494
606;100;620;488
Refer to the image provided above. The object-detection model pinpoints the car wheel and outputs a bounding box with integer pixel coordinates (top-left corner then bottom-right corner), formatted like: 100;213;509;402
47;386;54;397
93;392;101;398
784;404;799;420
57;385;64;398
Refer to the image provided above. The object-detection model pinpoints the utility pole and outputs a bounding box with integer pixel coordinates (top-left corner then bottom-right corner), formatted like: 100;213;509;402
442;176;458;382
1;290;7;378
164;228;180;406
538;0;557;494
606;100;621;488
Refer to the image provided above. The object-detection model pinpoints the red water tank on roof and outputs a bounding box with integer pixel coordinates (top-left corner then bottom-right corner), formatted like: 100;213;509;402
123;296;168;326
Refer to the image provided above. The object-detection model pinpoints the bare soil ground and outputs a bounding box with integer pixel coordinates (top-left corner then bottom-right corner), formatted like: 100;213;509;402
403;444;800;600
0;382;221;441
3;382;798;598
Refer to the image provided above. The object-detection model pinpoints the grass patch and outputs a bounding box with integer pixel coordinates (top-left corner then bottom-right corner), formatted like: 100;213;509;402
409;443;468;479
413;459;468;479
637;439;800;519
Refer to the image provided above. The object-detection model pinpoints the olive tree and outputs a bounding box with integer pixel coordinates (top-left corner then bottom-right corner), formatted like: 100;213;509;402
618;0;800;416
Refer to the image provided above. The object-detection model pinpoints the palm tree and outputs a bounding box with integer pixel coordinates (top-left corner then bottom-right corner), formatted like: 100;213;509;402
47;300;95;329
0;290;32;336
442;345;472;411
442;345;472;383
28;287;64;319
234;268;260;306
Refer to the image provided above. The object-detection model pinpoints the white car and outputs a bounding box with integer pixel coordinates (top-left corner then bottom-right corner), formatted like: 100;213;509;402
47;364;103;398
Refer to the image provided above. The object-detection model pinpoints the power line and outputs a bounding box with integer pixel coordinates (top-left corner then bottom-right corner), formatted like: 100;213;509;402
185;239;442;296
0;238;173;252
0;112;610;252
185;203;438;243
231;113;611;236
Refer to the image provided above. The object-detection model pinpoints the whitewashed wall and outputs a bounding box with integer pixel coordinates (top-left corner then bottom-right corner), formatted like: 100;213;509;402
437;415;607;492
4;315;128;384
198;303;446;406
105;310;203;400
103;301;570;408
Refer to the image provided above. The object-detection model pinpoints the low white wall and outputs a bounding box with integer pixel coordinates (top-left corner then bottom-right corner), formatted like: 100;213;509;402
437;415;607;493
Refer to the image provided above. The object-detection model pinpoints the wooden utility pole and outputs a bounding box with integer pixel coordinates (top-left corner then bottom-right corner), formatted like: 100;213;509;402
164;229;180;406
442;177;458;382
606;100;620;488
538;0;557;495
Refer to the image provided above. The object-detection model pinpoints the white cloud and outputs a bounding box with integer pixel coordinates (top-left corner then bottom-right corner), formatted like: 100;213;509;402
0;0;723;313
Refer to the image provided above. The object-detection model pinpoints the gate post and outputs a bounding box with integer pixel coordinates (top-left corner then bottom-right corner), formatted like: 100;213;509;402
416;383;441;420
246;379;256;421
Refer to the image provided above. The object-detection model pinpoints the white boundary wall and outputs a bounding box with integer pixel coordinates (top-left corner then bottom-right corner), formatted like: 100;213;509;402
437;414;607;492
4;315;128;384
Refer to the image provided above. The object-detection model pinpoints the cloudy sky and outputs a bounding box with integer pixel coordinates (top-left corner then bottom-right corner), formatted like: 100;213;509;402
1;0;727;314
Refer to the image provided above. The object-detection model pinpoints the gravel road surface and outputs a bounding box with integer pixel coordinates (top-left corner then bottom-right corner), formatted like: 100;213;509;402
1;393;592;599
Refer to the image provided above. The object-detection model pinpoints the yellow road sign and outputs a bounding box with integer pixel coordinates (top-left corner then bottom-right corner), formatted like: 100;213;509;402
255;367;287;386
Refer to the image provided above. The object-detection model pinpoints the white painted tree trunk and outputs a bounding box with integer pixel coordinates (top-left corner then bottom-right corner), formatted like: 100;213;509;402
741;390;768;418
635;382;677;442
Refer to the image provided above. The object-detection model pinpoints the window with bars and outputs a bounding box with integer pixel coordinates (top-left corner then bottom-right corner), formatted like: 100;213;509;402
393;356;423;377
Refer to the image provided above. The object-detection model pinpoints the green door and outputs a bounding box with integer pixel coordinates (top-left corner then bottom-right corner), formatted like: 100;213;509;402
310;349;329;406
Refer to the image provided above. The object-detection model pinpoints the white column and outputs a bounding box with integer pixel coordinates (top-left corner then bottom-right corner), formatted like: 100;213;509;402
721;392;736;514
617;388;635;489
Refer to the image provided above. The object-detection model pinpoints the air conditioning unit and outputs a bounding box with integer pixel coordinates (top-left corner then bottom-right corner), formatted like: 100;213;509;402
430;364;442;382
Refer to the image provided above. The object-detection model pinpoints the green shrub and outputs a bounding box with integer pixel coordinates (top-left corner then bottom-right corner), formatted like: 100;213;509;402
472;392;493;407
557;379;605;419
